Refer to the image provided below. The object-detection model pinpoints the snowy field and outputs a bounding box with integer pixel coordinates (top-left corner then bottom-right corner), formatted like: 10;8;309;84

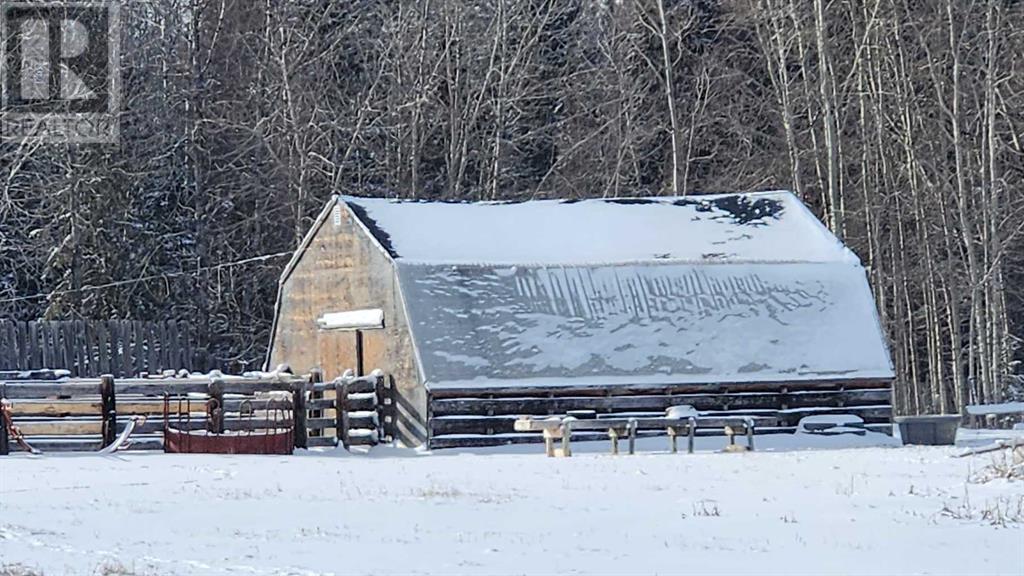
2;431;1023;576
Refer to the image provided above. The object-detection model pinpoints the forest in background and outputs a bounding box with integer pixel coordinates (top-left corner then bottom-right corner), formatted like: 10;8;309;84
1;0;1021;414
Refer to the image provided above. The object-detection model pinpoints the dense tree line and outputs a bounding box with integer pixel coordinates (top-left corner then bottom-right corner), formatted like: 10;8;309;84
1;0;1021;413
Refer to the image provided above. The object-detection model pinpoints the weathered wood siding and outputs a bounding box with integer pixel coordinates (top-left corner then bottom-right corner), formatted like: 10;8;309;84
269;201;427;446
0;319;201;377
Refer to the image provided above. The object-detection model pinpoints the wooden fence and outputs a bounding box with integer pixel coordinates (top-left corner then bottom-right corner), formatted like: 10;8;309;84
426;379;895;448
0;320;204;377
0;370;393;454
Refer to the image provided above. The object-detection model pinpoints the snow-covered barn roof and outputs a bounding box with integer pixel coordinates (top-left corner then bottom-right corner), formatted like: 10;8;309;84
343;191;859;266
342;191;894;389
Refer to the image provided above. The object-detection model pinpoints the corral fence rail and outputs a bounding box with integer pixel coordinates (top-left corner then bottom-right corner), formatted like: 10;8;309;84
426;379;895;449
0;369;394;455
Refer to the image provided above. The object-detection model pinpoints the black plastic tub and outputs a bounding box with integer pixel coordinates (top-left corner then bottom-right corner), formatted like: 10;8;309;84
894;415;962;446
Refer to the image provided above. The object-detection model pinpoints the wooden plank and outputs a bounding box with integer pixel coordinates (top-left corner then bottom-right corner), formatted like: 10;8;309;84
4;321;16;371
0;321;7;370
110;321;124;376
1;381;103;399
311;414;374;431
146;322;158;374
8;400;102;416
306;436;336;448
27;321;40;369
161;321;174;371
182;324;194;372
431;389;891;417
59;322;73;376
0;321;11;371
120;320;132;377
221;380;306;395
775;405;891;426
18;420;103;435
16;321;29;370
178;321;190;371
99;321;112;375
323;378;376;395
428;378;894;399
375;374;388;443
7;434;165;453
169;321;181;371
4;398;264;417
518;415;773;432
93;321;104;375
7;321;16;370
347;433;377;446
114;380;210;396
13;437;104;452
428;405;884;432
166;321;180;371
74;320;86;377
14;321;25;370
2;321;12;371
84;321;97;376
308;398;336;410
132;321;145;377
121;321;134;376
321;394;374;412
336;380;350;448
306;416;337;431
38;322;50;370
0;320;10;371
53;322;63;373
52;322;64;370
49;322;61;370
3;377;312;400
51;322;62;370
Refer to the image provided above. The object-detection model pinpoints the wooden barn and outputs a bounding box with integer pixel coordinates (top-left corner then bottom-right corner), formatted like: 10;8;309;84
267;191;895;448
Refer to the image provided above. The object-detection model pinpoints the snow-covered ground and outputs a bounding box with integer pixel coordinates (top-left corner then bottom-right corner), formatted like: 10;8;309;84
2;431;1023;576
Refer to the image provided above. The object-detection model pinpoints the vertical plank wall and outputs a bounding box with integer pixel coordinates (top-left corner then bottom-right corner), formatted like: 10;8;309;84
0;320;199;377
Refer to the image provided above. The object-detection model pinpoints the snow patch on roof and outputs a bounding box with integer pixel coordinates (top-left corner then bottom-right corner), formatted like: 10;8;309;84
343;191;858;266
398;262;894;389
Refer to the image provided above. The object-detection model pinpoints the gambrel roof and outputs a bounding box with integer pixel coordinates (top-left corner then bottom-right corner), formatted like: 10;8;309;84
342;191;894;390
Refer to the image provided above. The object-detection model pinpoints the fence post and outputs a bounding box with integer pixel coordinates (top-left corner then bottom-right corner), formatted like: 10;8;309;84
208;378;225;434
309;368;323;441
354;330;364;377
0;413;8;455
292;379;308;449
336;378;350;449
100;374;117;447
1;385;9;455
374;371;387;444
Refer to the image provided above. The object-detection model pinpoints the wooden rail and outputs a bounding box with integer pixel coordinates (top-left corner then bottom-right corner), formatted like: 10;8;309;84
427;379;893;448
0;370;393;453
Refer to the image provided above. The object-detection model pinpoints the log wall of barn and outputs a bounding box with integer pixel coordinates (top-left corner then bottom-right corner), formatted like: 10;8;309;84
268;200;427;446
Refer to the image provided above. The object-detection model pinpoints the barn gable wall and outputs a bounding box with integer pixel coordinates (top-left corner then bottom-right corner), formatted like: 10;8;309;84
269;201;427;446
